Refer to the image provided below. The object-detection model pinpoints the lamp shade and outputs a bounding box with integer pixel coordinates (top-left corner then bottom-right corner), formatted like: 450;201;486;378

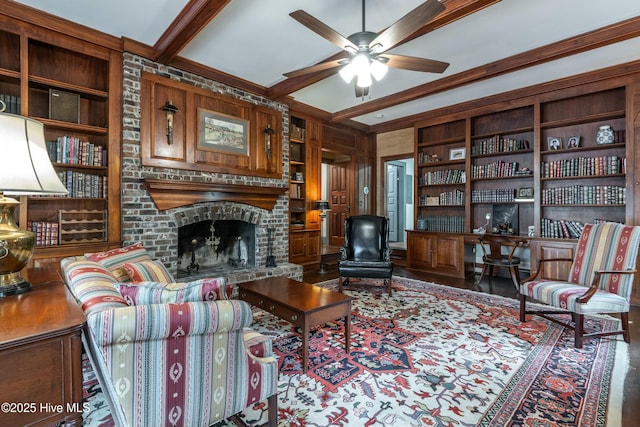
0;112;68;195
315;200;330;211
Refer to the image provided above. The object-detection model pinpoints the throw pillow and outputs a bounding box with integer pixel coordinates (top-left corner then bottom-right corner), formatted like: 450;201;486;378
123;260;175;283
86;242;151;282
115;277;231;306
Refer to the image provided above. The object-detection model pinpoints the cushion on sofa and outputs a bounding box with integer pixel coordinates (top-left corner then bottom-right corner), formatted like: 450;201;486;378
123;260;175;283
86;242;151;282
115;277;231;305
63;259;128;314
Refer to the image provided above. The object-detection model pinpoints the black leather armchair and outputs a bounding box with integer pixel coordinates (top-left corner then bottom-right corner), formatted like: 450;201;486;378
338;215;394;295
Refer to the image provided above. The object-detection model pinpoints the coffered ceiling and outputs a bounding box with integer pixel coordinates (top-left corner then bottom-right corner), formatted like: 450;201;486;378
11;0;640;131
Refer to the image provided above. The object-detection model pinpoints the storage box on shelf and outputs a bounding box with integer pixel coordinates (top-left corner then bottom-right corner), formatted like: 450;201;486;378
0;21;122;270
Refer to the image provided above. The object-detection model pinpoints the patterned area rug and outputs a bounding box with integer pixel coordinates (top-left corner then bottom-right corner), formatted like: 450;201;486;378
82;277;627;426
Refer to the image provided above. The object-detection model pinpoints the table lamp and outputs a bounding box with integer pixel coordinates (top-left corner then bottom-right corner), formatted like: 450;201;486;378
0;112;68;297
315;200;331;274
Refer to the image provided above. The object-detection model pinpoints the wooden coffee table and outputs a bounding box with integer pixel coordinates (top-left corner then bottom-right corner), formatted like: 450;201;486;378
238;277;352;373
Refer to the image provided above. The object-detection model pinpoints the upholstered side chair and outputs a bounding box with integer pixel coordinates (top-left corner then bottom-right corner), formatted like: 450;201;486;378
519;222;640;348
338;215;394;295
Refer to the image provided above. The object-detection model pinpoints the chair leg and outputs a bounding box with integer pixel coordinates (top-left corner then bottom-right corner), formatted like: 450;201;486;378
476;264;489;286
621;312;631;344
338;276;344;293
385;278;392;296
574;313;584;348
265;394;277;427
509;266;521;291
519;293;527;322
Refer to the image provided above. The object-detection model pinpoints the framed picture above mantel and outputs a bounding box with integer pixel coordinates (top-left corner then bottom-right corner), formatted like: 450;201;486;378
197;108;249;156
140;72;282;179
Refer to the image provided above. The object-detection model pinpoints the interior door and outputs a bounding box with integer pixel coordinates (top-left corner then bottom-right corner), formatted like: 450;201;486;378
329;161;349;247
386;163;399;241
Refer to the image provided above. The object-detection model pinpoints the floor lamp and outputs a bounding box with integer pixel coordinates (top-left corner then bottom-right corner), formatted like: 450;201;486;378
315;200;331;274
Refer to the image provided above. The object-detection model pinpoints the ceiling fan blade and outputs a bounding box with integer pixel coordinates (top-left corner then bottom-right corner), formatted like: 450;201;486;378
283;58;345;78
383;54;449;73
290;10;358;52
370;0;445;54
354;84;369;98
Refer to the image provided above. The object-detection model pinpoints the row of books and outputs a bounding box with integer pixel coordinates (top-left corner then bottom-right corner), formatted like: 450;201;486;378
541;155;625;178
541;185;625;205
46;136;107;167
0;93;21;114
419;169;466;185
471;188;516;203
416;215;465;233
472;160;520;179
58;171;108;198
540;218;584;239
28;221;60;247
471;135;530;155
438;189;465;206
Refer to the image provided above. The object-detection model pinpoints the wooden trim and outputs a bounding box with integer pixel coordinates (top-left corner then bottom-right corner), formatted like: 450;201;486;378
153;0;232;63
143;179;288;211
338;16;640;126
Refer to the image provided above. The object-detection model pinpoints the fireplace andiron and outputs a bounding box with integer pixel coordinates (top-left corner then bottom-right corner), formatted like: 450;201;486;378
187;238;200;274
266;228;277;267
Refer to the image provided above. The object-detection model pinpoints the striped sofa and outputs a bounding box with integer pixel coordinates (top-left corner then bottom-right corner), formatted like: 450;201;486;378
520;221;640;348
61;253;278;427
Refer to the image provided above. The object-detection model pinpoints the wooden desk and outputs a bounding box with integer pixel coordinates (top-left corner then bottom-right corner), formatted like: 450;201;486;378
238;277;352;373
0;268;86;427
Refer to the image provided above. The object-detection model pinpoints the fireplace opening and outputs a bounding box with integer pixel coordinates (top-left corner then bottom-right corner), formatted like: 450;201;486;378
177;219;256;278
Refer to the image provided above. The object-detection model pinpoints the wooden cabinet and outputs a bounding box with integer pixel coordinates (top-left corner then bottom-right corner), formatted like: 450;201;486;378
528;238;576;281
406;230;466;277
0;268;86;427
0;20;122;270
289;230;320;267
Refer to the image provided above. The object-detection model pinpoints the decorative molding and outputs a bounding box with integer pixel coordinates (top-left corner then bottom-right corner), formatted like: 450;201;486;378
143;179;287;211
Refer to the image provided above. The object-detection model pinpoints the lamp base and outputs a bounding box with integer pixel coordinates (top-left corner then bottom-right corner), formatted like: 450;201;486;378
0;272;32;297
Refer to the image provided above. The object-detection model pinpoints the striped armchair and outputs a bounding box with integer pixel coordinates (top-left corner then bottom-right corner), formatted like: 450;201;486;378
520;222;640;348
61;255;278;427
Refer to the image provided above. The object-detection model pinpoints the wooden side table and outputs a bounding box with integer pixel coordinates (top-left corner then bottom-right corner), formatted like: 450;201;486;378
0;267;86;427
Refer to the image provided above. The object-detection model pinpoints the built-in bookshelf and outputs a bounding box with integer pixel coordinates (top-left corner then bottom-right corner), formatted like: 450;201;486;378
0;19;122;268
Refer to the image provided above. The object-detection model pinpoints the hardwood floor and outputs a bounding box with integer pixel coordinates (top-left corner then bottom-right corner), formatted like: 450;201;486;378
303;265;638;427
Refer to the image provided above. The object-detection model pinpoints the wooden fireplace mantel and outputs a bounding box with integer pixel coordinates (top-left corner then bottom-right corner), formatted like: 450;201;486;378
143;179;288;211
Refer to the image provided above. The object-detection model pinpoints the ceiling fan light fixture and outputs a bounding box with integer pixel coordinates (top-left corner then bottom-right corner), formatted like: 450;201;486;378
370;58;388;81
339;62;356;83
356;69;372;88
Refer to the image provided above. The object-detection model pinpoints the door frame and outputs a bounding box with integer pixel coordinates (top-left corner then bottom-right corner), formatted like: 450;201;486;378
381;153;414;242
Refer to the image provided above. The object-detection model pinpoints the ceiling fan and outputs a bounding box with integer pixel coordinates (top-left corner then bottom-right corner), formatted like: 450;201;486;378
284;0;450;97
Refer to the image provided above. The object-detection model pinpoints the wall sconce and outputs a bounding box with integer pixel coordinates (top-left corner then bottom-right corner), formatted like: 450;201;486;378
263;124;275;160
162;100;179;145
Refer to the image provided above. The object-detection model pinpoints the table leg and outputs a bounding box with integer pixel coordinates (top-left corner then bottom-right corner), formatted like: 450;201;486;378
345;312;351;354
302;320;309;373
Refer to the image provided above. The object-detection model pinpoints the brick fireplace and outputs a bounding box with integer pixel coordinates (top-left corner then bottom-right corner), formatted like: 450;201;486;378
119;53;302;283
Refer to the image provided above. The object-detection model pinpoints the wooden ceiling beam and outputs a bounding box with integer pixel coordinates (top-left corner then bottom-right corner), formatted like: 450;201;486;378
153;0;231;64
331;15;640;123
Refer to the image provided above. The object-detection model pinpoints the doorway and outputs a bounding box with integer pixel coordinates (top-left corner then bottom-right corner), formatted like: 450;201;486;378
383;156;414;245
321;151;352;249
